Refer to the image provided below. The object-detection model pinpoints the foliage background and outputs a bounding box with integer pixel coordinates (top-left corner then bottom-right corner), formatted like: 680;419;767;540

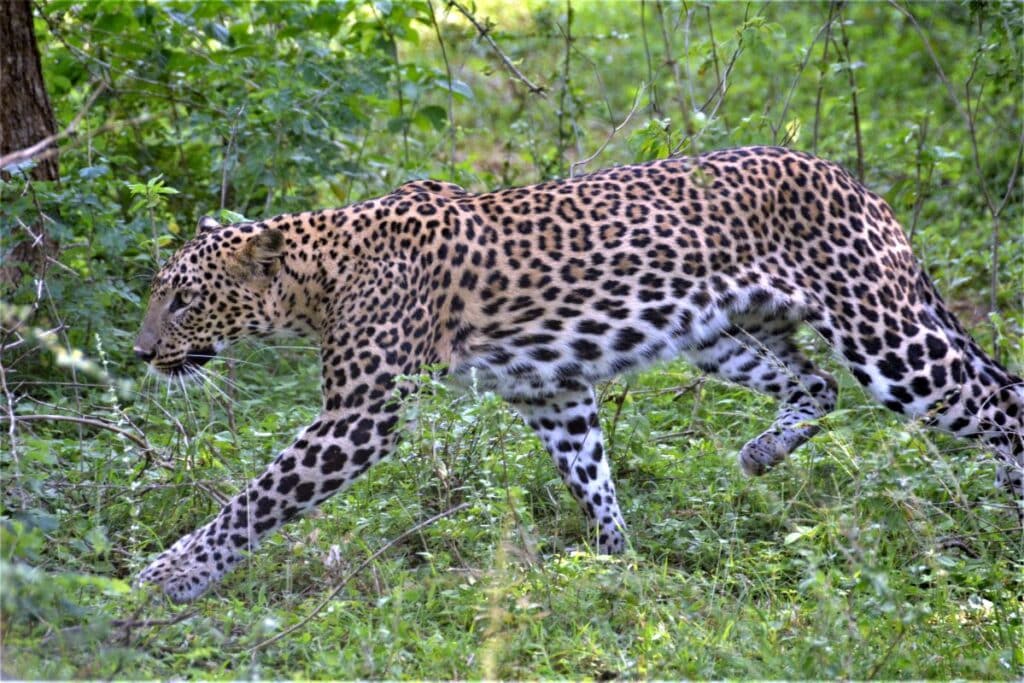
1;0;1022;678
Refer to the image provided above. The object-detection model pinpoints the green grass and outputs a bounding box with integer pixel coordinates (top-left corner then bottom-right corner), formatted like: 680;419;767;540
3;342;1022;678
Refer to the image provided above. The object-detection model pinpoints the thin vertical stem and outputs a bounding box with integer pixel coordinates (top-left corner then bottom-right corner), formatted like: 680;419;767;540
835;3;863;179
641;0;661;116
427;0;457;178
654;0;690;135
556;0;574;174
811;3;837;154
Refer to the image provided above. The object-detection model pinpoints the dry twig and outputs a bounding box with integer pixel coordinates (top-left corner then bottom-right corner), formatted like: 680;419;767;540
427;0;458;176
447;0;546;97
0;81;107;171
835;4;864;179
570;83;647;177
775;13;836;146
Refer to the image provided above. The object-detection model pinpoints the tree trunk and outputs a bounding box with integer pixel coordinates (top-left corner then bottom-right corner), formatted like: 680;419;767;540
0;0;59;288
1;0;59;180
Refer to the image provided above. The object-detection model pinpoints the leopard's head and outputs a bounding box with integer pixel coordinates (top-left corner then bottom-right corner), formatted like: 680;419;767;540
134;216;285;377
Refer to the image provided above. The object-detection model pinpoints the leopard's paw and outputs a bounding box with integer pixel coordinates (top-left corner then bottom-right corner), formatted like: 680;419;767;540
738;431;788;476
137;535;239;603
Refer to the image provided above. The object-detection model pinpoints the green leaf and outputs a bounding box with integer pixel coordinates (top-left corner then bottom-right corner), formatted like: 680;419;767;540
387;116;412;133
78;165;110;180
435;77;474;100
784;524;818;545
415;105;449;131
215;209;250;224
204;21;232;46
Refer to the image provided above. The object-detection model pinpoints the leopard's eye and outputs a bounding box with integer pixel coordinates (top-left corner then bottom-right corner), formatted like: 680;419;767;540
169;290;196;313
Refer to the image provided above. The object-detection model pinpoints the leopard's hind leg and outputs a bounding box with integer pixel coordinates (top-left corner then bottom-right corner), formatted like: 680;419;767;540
814;267;1023;518
685;314;837;475
511;387;628;553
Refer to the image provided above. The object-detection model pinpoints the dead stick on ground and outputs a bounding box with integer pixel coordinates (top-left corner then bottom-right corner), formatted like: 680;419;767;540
41;610;200;646
248;502;470;652
0;412;152;453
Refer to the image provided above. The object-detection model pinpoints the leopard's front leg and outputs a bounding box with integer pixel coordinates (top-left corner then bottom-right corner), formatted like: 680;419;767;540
137;403;402;602
139;336;417;602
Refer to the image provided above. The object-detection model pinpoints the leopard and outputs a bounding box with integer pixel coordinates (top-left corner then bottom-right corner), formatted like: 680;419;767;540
133;146;1023;603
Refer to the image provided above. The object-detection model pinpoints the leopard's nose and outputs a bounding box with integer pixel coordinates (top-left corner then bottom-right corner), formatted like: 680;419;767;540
134;347;156;362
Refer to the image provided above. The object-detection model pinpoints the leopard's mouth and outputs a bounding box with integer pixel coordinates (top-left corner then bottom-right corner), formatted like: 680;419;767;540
156;346;218;377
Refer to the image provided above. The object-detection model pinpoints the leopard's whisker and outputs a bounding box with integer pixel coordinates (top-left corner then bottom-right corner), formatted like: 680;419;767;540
194;368;237;405
197;366;261;401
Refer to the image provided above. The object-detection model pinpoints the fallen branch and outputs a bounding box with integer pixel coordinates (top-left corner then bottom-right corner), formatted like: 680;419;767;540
248;502;469;652
126;611;200;631
0;410;228;501
0;412;152;453
42;608;198;645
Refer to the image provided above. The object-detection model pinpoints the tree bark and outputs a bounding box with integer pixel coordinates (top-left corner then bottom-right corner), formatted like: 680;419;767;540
0;0;59;287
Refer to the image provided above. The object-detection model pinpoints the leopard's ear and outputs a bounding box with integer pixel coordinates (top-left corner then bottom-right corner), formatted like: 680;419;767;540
227;227;286;283
197;215;222;234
